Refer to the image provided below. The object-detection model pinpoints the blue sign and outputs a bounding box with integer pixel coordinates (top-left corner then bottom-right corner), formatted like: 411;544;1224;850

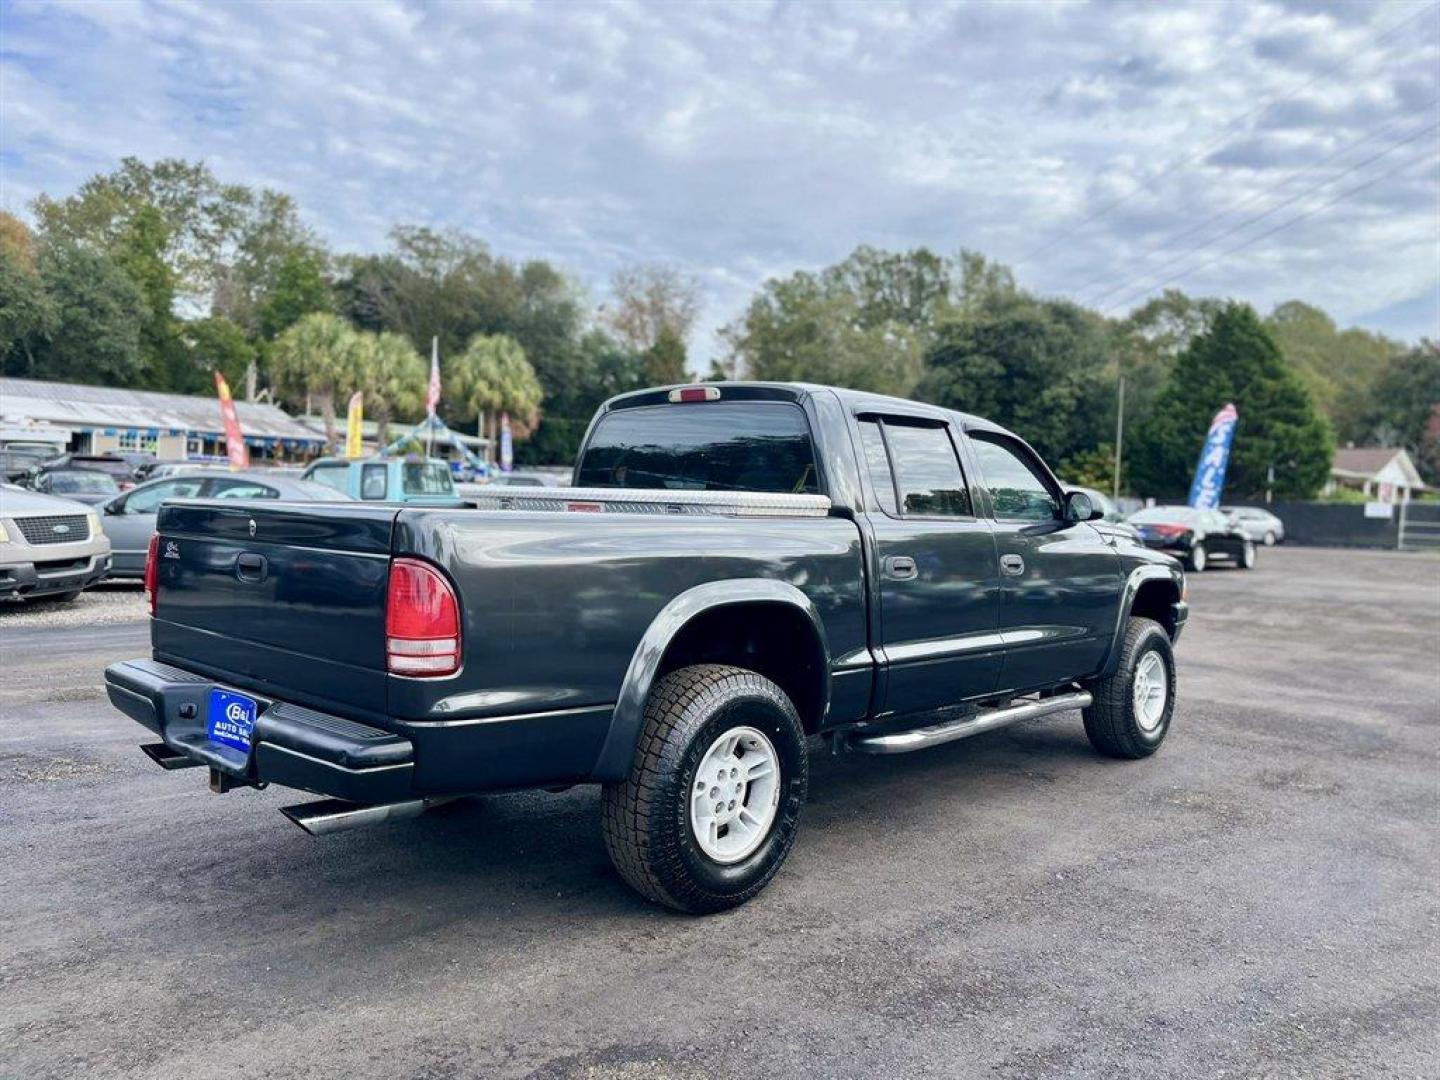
1188;403;1239;509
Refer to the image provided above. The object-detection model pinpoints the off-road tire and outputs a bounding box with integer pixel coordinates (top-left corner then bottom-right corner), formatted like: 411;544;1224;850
602;664;808;914
1083;617;1176;760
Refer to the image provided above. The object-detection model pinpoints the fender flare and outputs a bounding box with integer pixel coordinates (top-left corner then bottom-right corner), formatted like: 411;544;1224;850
1098;564;1183;676
590;579;832;782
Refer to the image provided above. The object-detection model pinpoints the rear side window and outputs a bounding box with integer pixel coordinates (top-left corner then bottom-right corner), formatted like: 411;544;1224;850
857;420;897;515
403;463;455;495
577;402;820;494
884;423;973;518
360;464;388;500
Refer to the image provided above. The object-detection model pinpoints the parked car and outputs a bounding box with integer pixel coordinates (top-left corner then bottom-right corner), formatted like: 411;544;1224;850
0;483;111;602
106;382;1188;913
1;441;64;482
1063;484;1140;544
100;470;352;578
139;462;213;482
30;468;122;506
1221;505;1285;546
300;455;464;506
34;453;139;490
1129;505;1255;571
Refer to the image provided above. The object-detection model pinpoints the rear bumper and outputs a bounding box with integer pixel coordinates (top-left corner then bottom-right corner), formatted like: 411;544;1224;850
105;658;415;803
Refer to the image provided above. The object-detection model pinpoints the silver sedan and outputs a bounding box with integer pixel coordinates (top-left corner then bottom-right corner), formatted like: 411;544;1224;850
1222;506;1286;546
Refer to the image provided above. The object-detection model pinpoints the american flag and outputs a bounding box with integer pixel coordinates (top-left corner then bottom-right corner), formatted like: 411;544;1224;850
426;337;441;416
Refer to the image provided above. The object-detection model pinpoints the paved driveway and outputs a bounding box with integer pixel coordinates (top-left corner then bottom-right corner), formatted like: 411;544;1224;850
2;547;1436;1078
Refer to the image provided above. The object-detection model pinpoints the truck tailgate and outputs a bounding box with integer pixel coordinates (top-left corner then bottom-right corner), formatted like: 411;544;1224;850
151;501;400;724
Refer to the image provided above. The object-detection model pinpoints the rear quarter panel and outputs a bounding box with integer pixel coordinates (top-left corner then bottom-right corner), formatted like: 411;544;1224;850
388;509;869;727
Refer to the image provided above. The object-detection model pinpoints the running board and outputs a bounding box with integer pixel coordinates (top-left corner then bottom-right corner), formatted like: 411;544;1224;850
850;691;1093;755
280;797;453;836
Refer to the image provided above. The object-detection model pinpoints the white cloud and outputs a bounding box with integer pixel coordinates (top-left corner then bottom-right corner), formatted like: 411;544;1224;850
1;0;1436;355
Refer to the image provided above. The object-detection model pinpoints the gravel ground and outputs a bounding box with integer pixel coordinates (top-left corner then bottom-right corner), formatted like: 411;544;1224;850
0;580;145;628
0;546;1436;1079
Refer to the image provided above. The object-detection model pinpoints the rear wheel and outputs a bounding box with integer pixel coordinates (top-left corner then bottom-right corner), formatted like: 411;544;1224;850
602;664;808;914
1083;617;1176;759
1187;542;1207;572
1263;530;1277;547
1239;541;1257;570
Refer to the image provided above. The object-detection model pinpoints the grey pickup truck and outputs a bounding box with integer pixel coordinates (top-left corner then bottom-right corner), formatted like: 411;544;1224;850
105;383;1187;913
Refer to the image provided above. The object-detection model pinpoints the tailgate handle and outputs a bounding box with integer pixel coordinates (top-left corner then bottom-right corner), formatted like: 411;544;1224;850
235;552;268;583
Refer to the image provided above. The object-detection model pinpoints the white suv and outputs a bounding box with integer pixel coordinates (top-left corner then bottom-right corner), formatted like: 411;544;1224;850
0;483;112;602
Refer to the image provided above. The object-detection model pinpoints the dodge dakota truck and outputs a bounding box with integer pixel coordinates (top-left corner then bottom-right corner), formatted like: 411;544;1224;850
105;383;1187;913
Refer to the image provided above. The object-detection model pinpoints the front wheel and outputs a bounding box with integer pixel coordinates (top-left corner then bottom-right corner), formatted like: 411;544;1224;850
1263;531;1277;547
602;664;808;914
1239;541;1257;570
1083;617;1176;759
1187;542;1207;572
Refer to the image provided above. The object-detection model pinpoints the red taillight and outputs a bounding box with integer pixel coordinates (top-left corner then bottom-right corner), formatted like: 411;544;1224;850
144;534;160;616
385;558;461;677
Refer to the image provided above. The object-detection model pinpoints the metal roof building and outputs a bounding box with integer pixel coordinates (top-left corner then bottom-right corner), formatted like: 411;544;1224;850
0;377;324;461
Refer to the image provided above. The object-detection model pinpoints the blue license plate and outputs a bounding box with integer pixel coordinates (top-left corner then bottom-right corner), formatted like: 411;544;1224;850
207;689;258;752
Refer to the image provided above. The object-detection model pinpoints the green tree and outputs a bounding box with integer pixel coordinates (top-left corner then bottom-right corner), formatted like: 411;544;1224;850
112;205;197;391
356;331;425;446
446;333;544;461
1359;343;1440;485
0;214;57;377
1128;303;1333;501
258;247;332;341
30;239;147;385
182;316;256;397
644;325;689;385
517;330;649;466
268;312;363;449
605;263;702;353
918;297;1112;465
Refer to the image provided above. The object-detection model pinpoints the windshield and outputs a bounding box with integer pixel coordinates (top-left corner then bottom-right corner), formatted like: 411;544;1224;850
1130;506;1198;525
577;402;820;494
402;462;455;495
49;471;119;495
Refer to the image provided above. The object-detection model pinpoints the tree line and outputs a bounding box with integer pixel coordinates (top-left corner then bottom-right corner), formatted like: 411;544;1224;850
2;157;1434;491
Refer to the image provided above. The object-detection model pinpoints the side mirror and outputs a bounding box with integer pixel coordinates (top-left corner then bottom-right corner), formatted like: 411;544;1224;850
104;497;124;515
1065;490;1103;523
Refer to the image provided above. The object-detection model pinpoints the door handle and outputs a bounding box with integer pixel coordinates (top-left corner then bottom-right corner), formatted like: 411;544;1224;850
1000;553;1025;576
235;552;267;583
883;555;918;581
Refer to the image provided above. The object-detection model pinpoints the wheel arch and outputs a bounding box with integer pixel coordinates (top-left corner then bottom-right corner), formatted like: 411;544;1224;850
590;580;832;782
1097;565;1183;677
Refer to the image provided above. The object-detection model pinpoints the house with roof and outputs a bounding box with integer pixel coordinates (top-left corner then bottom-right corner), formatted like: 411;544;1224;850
1325;446;1427;503
0;376;326;462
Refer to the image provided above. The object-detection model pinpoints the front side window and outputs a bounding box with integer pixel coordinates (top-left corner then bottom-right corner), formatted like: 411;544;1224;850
360;464;388;500
971;435;1059;522
883;422;973;518
577;402;820;494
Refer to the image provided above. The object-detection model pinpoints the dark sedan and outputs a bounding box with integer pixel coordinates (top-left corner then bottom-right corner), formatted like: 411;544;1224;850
1128;505;1255;572
99;469;352;577
30;468;122;506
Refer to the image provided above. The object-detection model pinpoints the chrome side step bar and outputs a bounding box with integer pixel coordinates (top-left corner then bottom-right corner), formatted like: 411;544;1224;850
280;797;454;836
850;691;1093;755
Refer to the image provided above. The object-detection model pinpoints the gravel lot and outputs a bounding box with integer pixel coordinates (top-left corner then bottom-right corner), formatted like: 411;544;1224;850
0;580;145;628
1;546;1436;1079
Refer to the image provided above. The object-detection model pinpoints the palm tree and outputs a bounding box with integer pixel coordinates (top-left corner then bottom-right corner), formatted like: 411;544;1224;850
269;312;362;450
447;333;543;464
357;331;425;446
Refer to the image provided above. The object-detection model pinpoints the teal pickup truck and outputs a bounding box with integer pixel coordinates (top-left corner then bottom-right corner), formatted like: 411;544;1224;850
300;456;464;506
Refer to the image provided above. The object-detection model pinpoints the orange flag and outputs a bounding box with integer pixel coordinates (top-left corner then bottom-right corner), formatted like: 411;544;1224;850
214;371;249;470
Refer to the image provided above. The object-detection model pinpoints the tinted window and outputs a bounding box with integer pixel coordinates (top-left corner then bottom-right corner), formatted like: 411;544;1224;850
208;481;279;500
971;436;1059;522
47;471;119;495
403;463;456;495
857;420;897;515
360;464;388;500
308;464;350;493
125;478;205;514
577;402;820;494
884;423;972;517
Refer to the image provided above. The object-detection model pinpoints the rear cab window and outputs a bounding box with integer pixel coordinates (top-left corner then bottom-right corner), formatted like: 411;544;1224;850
577;402;821;494
403;463;456;496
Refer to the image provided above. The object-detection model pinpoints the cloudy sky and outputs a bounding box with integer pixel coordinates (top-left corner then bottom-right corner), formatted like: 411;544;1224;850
2;0;1437;360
